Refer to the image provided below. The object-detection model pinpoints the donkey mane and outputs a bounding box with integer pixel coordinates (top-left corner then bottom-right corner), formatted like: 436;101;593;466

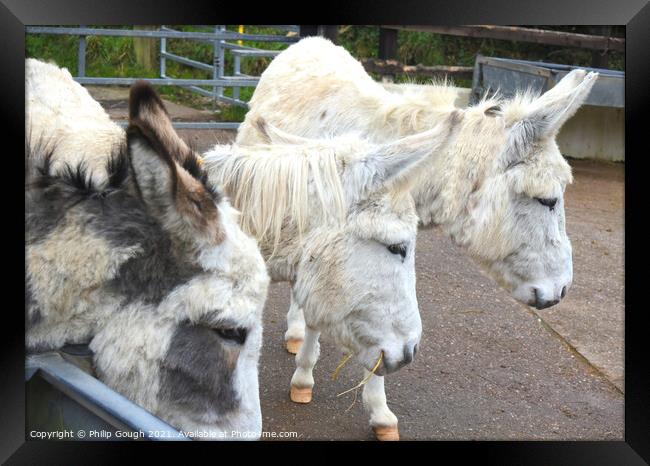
182;149;223;204
205;143;347;253
27;130;221;207
381;78;461;133
27;139;129;201
383;77;460;107
380;77;549;139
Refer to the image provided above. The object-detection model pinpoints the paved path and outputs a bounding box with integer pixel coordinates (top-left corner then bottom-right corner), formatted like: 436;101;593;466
534;160;624;391
93;89;624;440
257;232;623;440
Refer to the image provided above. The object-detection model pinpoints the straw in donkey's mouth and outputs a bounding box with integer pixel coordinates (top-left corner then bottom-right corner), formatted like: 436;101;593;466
336;351;383;398
331;353;353;381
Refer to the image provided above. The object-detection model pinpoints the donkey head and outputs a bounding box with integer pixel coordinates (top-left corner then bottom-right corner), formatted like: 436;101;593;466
257;115;459;375
444;69;597;309
26;82;269;438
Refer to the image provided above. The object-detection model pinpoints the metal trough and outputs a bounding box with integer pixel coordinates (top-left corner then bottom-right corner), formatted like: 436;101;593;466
471;55;624;108
26;351;189;441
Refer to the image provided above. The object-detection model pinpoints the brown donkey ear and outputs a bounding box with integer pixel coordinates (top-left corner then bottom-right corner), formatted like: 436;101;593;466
126;81;224;246
128;80;192;165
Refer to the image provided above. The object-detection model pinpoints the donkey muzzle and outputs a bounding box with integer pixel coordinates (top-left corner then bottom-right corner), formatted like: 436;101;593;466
381;342;419;375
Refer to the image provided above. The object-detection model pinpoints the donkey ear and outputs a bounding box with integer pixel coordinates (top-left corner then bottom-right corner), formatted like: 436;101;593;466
355;112;460;194
128;81;192;164
520;70;598;141
254;117;312;145
126;81;223;245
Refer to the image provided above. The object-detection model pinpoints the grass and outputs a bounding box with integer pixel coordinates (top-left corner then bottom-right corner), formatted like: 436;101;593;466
26;25;625;122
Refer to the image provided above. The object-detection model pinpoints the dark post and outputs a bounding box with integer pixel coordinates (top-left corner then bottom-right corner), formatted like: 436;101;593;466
299;25;338;44
299;25;318;37
378;27;398;83
590;26;611;69
378;27;398;59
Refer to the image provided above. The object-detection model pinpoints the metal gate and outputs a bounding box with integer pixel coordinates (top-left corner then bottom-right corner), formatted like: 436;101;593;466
26;25;300;129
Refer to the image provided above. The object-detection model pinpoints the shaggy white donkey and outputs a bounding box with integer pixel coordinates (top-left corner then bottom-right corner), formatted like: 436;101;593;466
205;115;459;440
237;37;598;353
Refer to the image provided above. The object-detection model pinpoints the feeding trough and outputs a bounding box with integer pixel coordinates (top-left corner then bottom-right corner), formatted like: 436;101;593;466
471;56;624;161
26;351;189;441
471;55;624;107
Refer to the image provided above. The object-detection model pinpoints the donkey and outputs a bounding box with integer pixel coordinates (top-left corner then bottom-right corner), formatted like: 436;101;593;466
26;63;269;439
204;114;459;440
236;36;598;352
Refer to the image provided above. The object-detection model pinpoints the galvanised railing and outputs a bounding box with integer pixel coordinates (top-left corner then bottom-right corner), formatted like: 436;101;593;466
26;25;300;129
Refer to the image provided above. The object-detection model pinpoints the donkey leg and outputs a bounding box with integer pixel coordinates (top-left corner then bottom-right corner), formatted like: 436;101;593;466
289;326;320;404
284;292;306;354
362;372;399;441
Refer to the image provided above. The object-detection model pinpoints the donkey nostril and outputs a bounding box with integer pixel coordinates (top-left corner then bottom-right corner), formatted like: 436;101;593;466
531;287;562;309
532;287;540;306
561;286;567;299
402;344;416;366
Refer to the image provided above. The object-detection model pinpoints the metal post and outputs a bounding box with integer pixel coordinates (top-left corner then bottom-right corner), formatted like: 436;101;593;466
213;25;226;102
233;54;241;101
160;25;166;78
77;26;86;78
218;25;226;99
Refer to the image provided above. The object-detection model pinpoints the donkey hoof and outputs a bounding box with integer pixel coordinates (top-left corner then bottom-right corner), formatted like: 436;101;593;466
286;338;303;354
373;425;399;441
290;386;312;403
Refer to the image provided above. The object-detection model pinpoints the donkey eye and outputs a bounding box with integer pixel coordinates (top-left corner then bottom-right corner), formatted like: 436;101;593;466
387;243;407;259
213;327;247;345
535;197;558;210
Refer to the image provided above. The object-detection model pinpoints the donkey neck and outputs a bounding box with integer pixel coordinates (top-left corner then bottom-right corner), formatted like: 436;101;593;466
371;102;476;233
258;227;304;283
369;90;456;139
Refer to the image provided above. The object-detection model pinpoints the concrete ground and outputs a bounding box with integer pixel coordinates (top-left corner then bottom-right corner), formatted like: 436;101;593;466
93;89;624;441
534;160;624;391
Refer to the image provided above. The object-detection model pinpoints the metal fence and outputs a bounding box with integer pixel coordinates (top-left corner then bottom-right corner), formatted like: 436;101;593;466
26;25;300;129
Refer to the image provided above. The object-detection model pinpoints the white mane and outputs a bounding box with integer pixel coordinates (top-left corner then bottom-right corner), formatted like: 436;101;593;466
382;78;461;109
204;143;347;253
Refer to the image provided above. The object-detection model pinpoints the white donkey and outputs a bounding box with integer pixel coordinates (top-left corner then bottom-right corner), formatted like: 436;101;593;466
237;36;598;354
204;114;459;440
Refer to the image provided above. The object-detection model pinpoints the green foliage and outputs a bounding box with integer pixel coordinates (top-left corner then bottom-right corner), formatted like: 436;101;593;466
337;26;380;58
26;33;79;74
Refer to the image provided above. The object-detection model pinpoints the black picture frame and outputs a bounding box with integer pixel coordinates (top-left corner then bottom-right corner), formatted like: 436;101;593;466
3;0;648;463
